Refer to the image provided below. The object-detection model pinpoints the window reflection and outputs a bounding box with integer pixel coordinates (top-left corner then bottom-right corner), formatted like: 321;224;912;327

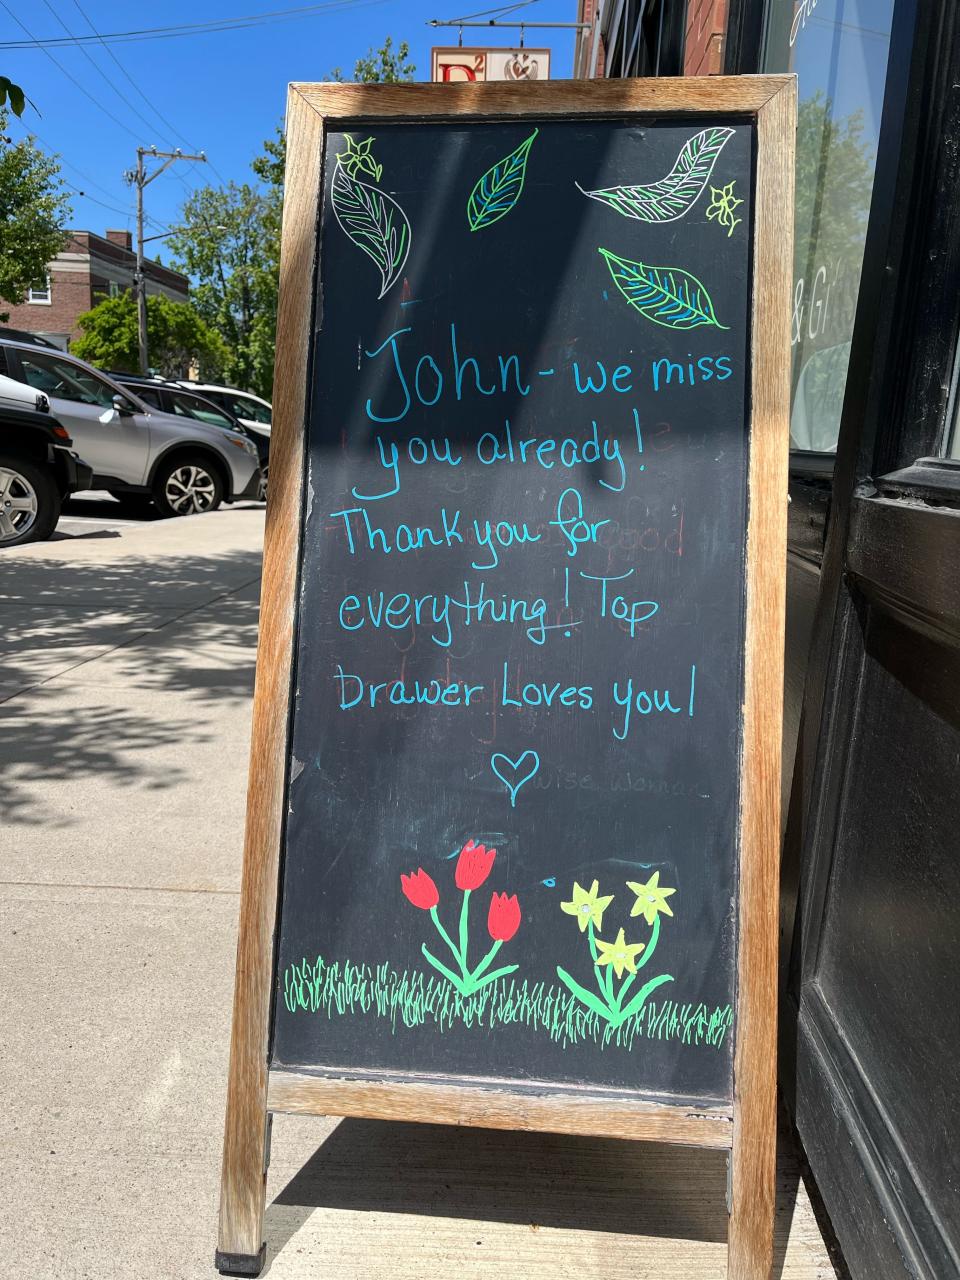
764;0;893;452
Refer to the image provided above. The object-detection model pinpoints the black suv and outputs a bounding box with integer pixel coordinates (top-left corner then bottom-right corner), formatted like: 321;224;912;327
1;404;94;545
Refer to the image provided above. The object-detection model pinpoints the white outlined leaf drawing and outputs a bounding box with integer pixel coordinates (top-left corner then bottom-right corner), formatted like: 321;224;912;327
577;126;735;223
331;157;411;299
599;247;728;331
467;128;538;231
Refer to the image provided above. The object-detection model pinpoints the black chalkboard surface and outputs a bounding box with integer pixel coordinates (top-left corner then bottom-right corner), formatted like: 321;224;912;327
272;116;753;1103
216;80;794;1280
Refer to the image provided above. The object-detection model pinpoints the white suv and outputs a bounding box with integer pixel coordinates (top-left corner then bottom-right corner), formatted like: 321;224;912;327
0;341;261;516
177;382;272;439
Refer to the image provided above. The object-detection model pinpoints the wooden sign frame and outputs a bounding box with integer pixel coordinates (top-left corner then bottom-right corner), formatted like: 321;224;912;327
216;76;795;1279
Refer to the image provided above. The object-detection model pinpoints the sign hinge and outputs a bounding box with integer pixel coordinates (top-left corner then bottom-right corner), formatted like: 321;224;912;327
726;1153;733;1215
263;1113;273;1175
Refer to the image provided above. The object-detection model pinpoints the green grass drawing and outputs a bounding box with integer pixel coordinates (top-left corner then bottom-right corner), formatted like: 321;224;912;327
282;954;733;1053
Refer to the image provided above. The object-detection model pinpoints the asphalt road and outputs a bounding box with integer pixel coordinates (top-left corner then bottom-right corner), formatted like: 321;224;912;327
0;506;837;1279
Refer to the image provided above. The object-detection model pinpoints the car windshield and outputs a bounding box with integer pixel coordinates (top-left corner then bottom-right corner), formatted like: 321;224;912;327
18;351;119;409
230;394;271;425
171;392;235;429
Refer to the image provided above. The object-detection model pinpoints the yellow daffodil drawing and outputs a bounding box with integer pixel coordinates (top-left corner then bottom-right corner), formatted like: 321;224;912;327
556;869;677;1029
560;879;614;933
595;927;645;979
626;871;676;926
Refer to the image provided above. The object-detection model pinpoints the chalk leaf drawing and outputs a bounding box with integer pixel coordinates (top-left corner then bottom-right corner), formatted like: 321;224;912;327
490;749;540;807
557;874;675;1029
467;128;538;231
706;180;744;238
400;840;521;996
599;247;728;331
576;126;734;223
331;135;410;299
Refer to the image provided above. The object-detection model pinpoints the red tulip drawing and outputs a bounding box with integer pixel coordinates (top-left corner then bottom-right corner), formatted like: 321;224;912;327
400;837;521;996
454;839;496;891
400;868;439;910
488;892;521;942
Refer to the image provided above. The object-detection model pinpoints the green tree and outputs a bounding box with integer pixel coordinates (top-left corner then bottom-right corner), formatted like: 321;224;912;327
166;183;278;397
329;34;415;83
71;291;228;379
0;111;70;319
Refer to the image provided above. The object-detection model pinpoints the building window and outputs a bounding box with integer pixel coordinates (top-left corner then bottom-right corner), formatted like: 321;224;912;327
109;281;120;298
762;0;894;453
27;277;51;305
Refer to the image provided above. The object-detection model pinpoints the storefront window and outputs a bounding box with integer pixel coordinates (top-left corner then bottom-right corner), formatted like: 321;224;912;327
763;1;894;452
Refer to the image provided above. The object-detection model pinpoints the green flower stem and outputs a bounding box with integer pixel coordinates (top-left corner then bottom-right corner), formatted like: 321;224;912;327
430;905;468;977
588;921;616;1008
636;914;661;970
466;962;518;993
556;965;614;1021
458;889;471;973
468;938;502;983
421;943;468;995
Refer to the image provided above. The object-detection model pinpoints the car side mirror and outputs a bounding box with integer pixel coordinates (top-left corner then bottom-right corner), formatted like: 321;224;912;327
112;394;134;417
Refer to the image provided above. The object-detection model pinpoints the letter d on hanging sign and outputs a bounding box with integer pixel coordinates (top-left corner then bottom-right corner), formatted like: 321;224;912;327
216;76;795;1280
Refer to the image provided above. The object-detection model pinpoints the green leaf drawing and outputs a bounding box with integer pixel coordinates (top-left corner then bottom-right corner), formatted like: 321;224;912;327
467;128;538;231
331;158;411;299
599;247;729;331
576;126;734;223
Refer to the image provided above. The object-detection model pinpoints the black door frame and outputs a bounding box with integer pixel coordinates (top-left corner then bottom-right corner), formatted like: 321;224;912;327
731;0;960;1274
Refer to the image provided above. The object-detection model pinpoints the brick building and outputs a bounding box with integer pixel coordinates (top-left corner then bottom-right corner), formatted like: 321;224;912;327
4;228;189;352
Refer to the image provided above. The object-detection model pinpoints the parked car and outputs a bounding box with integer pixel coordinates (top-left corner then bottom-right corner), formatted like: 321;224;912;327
176;381;272;439
0;403;93;546
0;341;261;517
0;328;60;350
113;373;269;502
0;372;51;415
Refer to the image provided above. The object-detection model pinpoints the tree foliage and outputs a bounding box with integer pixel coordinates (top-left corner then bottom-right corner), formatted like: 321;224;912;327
329;34;415;83
71;291;228;379
167;36;412;397
166;183;279;397
0;111;70;319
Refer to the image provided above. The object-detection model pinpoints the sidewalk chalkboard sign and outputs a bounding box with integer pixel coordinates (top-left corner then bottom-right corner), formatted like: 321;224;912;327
217;77;794;1280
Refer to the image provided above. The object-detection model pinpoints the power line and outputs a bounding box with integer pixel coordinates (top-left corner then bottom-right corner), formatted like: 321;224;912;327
0;0;386;49
9;116;170;232
0;0;145;144
68;0;227;187
39;0;183;146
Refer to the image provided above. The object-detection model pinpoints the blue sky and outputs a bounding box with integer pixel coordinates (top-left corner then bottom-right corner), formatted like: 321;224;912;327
5;0;577;245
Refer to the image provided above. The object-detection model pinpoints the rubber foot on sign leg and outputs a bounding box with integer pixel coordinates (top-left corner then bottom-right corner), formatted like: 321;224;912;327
215;1244;266;1277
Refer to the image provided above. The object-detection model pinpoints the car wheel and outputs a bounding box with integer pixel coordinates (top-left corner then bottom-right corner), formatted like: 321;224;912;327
257;464;268;503
0;456;60;547
152;455;223;517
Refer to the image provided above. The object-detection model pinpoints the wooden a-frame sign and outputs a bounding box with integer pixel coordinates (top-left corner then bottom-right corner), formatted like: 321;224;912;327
216;76;795;1279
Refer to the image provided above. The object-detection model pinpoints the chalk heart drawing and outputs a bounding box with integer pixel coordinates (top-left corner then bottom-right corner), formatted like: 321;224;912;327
490;750;540;807
576;126;734;224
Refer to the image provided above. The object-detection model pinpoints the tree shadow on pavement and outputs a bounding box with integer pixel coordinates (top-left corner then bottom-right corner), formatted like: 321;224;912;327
0;549;262;828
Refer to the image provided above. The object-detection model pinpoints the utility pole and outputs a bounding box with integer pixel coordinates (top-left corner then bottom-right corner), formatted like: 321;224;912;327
127;147;207;374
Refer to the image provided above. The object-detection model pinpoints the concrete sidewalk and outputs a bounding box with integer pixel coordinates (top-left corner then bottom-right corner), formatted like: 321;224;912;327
1;510;839;1279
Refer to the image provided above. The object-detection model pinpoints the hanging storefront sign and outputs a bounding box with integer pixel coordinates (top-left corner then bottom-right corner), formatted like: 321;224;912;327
431;45;551;82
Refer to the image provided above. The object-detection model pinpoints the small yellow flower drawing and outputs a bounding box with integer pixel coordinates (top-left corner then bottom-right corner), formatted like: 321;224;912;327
626;871;677;926
706;180;743;237
560;879;614;933
595;927;646;979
